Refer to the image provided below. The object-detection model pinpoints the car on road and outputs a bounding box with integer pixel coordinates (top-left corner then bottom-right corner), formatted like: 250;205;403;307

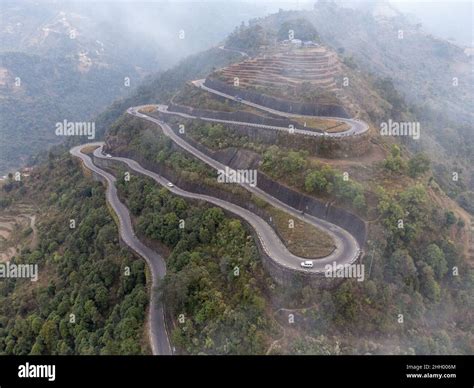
235;95;242;102
300;260;314;268
106;154;112;158
167;182;174;188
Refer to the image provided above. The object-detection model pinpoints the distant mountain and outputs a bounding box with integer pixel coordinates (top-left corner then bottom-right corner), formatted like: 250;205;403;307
220;1;473;204
2;2;472;357
0;50;139;174
0;1;275;174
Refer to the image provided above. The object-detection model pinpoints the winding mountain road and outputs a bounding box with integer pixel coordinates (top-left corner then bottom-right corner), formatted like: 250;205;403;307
71;138;359;356
70;144;172;356
92;144;359;272
126;106;360;272
190;78;369;137
69;68;368;355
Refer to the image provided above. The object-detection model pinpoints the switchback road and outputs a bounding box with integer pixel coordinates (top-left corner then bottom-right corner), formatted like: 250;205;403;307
191;78;369;137
126;107;360;272
70;144;172;356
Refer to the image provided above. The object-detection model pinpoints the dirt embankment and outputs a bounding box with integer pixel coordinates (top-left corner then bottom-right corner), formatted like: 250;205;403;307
0;204;37;262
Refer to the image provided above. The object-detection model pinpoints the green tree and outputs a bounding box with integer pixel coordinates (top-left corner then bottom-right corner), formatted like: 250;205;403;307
353;193;366;211
385;249;417;287
38;321;58;353
281;151;307;175
384;145;406;173
408;153;430;178
423;244;448;279
419;264;441;302
444;211;456;227
304;170;328;193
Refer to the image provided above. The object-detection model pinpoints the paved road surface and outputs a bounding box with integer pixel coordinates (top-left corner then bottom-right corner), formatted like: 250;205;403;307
70;144;172;356
191;78;369;137
218;45;249;58
68;47;368;355
126;107;360;272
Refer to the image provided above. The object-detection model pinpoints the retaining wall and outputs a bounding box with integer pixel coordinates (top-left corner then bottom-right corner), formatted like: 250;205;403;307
168;102;322;132
111;125;367;248
205;78;349;118
154;112;370;158
256;174;367;247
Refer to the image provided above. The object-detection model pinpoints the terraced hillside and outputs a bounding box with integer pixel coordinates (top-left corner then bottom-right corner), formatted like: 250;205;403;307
212;43;341;104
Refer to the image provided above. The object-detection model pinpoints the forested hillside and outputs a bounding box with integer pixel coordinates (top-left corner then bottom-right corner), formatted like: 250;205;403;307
226;2;473;212
0;151;149;355
0;2;471;356
0;1;273;175
0;51;138;175
103;110;473;354
115;170;275;354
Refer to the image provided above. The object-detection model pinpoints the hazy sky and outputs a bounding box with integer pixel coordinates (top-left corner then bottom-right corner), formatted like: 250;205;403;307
96;0;470;46
391;0;473;46
6;0;472;49
320;0;473;46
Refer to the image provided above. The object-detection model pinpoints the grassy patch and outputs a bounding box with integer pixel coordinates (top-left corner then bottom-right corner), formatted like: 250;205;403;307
80;144;100;155
265;204;335;259
292;116;349;132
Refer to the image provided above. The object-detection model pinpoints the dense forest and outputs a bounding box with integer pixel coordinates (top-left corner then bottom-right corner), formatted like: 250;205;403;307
105;109;473;354
0;51;138;175
0;3;472;356
0;108;472;354
115;170;275;354
0;151;149;355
